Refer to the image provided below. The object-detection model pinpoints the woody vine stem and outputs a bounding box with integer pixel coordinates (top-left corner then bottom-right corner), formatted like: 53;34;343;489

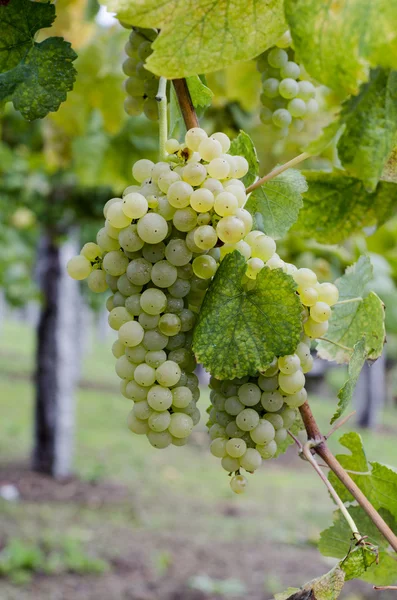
172;77;397;554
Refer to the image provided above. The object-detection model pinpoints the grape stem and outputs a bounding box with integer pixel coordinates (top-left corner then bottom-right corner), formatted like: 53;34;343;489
299;401;397;552
325;410;356;439
156;77;168;160
172;79;199;130
302;440;363;544
245;152;310;194
335;297;363;305
374;586;397;590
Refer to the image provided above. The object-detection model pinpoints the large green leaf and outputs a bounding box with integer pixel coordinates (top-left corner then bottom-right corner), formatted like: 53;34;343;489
229;131;259;188
329;432;397;522
275;547;378;600
101;0;286;78
245;169;307;239
337;69;397;191
285;0;397;95
317;257;385;363
319;506;397;585
295;172;397;244
192;251;302;380
0;0;76;121
0;0;55;72
330;338;367;424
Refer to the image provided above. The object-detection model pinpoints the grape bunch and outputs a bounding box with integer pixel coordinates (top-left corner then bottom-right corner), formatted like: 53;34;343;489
122;27;160;120
209;236;339;493
67;127;251;449
256;31;319;135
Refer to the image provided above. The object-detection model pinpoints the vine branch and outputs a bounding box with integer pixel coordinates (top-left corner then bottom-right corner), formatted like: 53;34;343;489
299;402;397;553
172;78;199;130
245;152;310;194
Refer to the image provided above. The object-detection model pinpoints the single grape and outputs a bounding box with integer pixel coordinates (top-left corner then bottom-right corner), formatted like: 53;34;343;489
67;255;92;280
128;411;149;435
168;413;194;438
250;420;275;445
262;77;280;98
236;408;260;432
288;98;307;118
278;354;301;375
226;438;247;458
272;108;292;128
156;360;181;387
256;440;277;459
279;78;299;99
87;269;108;293
284;387;307;408
210;437;228;458
317;282;339;305
230;474;248;494
147;430;172;449
279;370;305;394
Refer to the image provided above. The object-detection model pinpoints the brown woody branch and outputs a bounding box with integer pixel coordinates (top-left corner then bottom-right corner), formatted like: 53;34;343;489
172;79;199;130
299;402;397;552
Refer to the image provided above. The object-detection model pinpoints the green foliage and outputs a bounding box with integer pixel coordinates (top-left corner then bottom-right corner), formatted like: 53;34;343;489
317;257;385;363
0;0;77;120
102;0;286;78
0;536;109;584
285;0;397;95
245;169;307;239
337;69;397;191
274;546;378;600
319;506;397;586
296;171;397;243
229;131;258;187
330;338;366;424
329;432;397;521
192;251;302;380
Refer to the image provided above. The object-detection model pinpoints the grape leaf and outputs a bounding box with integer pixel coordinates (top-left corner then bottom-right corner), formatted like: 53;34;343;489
295;171;397;244
329;432;397;521
0;0;55;72
317;257;385;364
285;0;397;95
187;75;213;110
101;0;287;78
304;122;345;157
337;69;397;191
192;251;302;380
275;548;377;600
245;169;307;239
381;145;397;183
0;0;77;120
330;338;367;425
229;131;259;188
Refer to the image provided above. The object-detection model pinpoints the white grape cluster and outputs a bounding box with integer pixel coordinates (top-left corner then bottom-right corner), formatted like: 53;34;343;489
122;27;159;120
256;31;318;135
208;246;339;493
67;127;252;449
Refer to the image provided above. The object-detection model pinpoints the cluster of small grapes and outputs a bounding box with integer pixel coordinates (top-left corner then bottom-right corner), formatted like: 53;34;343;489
256;32;318;135
67;127;251;448
208;244;339;492
122;27;159;120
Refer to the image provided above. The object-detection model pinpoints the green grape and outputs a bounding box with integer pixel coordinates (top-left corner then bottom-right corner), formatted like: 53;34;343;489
310;301;332;323
250;419;275;445
166;332;186;351
118;320;145;347
304;317;329;338
238;383;262;407
125;380;148;401
148;410;171;433
280;61;300;79
165;239;192;266
127;258;152;286
147;385;173;410
102;251;129;276
168;413;194;438
279;78;299;99
279;407;297;429
143;98;158;121
127;411;149;435
182;162;207;187
140;288;167;315
118;224;145;253
192;255;217;280
284;388;307;408
125;344;147;363
278;354;300;375
115;355;136;379
274;428;288;444
158;313;181;336
172;386;193;408
117;274;142;297
167;181;193;208
256;440;277;459
125;294;142;316
209;424;227;440
179;309;196;331
133;400;152;421
297;80;315;101
67;255;92;280
176;264;193;280
132;159;154;182
173;207;198;232
317;282;339;305
230;474;248;494
278;371;305;394
145;349;167;368
293;268;317;287
216;216;245;244
156;360;181;387
137;213;168;243
108;307;132;330
97;228;121;251
168;278;191;298
112;339;125;359
194;226;218;250
236;408;260;432
221;455;240;473
226;437;247;458
264;413;283;430
268;48;288;68
151;260;178;288
143;329;169;351
81;242;102;261
190;188;215;213
260;391;284;412
113;291;126;307
272;108;292;128
262;77;280;98
210;438;227;458
147;430;172;449
240;448;262;471
87;270;108;293
166;296;184;313
224;395;245;416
